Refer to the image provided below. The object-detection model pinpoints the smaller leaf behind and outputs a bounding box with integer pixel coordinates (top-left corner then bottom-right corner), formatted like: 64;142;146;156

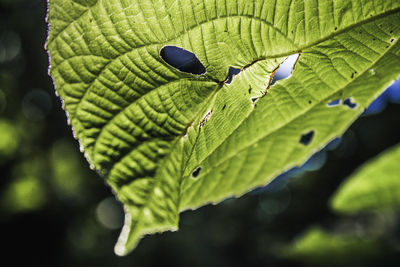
331;143;400;214
279;227;382;267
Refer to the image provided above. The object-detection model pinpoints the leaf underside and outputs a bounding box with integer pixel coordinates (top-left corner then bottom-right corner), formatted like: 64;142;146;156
46;0;400;255
331;143;400;214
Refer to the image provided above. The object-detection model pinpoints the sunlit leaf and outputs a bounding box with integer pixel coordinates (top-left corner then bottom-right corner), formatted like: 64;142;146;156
46;0;400;254
331;143;400;213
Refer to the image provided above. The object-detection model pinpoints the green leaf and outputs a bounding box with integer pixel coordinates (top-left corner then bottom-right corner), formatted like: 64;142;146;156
46;0;400;255
331;143;400;214
280;227;382;266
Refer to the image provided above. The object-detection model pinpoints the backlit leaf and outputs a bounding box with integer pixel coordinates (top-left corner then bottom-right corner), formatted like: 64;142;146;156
331;143;400;213
46;0;400;254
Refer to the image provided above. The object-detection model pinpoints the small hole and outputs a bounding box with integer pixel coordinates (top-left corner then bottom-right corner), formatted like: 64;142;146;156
160;46;206;75
300;131;314;146
343;98;357;109
225;67;241;84
391;38;395;43
390;30;393;34
328;99;340;107
251;97;259;104
308;100;312;104
222;104;226;111
334;27;337;31
248;87;252;94
192;167;202;178
199;110;212;128
269;54;300;86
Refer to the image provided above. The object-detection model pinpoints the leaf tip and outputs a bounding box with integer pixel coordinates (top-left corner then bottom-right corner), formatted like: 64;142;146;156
114;212;134;256
114;206;180;256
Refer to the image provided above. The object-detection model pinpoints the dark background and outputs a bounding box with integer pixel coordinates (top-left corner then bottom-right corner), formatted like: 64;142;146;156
1;1;399;266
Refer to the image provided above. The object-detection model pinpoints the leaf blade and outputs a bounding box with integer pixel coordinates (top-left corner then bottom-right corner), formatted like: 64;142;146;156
331;143;400;214
46;0;400;254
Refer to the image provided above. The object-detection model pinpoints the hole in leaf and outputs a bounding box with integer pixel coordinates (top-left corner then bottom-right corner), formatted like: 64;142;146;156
327;99;340;107
299;131;314;146
199;110;212;128
269;54;300;86
192;167;202;178
251;97;259;105
160;46;206;75
225;67;241;84
222;104;226;111
343;98;357;109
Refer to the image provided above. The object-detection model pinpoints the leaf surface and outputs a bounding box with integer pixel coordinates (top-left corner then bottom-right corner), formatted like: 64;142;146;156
331;143;400;213
46;0;400;254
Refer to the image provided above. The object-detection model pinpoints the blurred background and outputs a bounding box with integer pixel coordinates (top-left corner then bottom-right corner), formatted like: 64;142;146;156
1;1;400;266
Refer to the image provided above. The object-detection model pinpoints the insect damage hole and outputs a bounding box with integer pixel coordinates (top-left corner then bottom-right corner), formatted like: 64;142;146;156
160;46;206;75
192;167;202;178
343;98;357;109
269;53;300;86
225;67;241;84
327;99;340;107
300;131;314;146
251;97;259;105
199;110;212;128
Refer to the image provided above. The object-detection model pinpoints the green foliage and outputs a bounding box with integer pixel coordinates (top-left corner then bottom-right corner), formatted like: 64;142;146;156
280;227;382;267
331;143;400;213
46;0;400;254
0;119;20;160
1;156;47;213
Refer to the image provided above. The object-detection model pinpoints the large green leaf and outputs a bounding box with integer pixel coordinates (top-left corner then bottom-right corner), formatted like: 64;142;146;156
331;143;400;214
46;0;400;255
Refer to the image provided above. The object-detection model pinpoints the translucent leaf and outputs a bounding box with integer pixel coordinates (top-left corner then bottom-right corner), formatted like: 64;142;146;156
331;143;400;213
46;0;400;254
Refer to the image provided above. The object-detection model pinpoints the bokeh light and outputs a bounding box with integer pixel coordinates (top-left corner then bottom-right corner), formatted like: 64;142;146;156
96;197;124;230
22;88;52;121
0;119;20;160
0;31;21;64
50;139;86;200
1;175;46;213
